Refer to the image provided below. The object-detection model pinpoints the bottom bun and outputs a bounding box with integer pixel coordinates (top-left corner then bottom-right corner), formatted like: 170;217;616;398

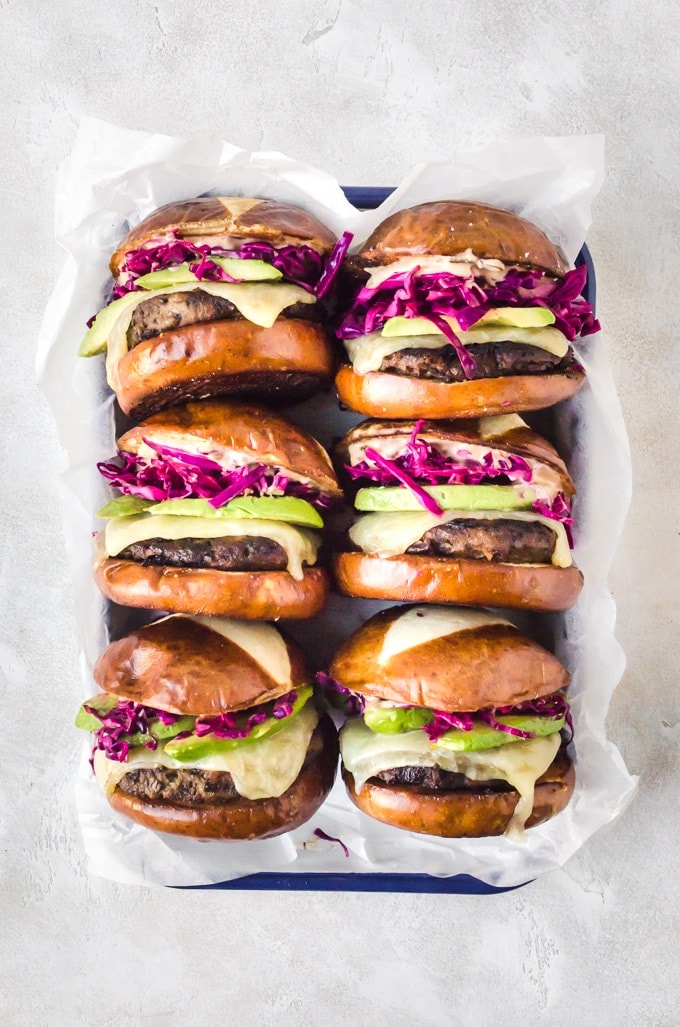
343;747;575;838
335;364;585;419
108;715;339;839
332;552;584;612
94;558;330;620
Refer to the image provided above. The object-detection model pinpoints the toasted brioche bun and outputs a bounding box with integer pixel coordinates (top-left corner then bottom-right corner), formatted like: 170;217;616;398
93;614;310;714
107;714;338;840
354;200;567;276
117;398;342;498
332;552;583;613
114;319;335;420
94;558;331;621
335;364;585;420
342;745;575;838
337;415;576;497
328;604;570;711
111;196;337;276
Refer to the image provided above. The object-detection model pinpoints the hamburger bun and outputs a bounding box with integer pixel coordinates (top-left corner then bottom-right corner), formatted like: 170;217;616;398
84;615;339;840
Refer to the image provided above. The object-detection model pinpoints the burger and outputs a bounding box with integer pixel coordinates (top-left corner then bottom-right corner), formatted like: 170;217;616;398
78;195;351;419
334;199;599;419
321;605;575;838
94;399;342;619
75;615;339;839
332;413;583;611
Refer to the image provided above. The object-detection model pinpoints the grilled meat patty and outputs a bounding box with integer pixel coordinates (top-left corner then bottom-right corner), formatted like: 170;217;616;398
404;518;557;564
127;290;320;347
118;536;290;572
378;342;575;382
117;724;324;805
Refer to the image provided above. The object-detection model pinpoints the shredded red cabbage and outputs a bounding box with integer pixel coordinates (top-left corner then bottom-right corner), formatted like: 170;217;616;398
363;445;444;516
336;263;599;380
194;691;297;740
313;828;350;857
315;672;366;716
97;443;331;510
86;700;178;764
114;229;353;299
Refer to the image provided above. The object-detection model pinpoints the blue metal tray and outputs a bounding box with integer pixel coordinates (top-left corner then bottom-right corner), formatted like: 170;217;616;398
199;186;595;895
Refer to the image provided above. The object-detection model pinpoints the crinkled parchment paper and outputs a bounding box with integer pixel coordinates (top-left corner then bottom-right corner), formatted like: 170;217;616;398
37;118;636;888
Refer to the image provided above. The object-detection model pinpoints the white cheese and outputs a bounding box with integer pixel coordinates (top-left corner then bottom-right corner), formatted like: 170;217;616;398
94;702;319;801
339;718;560;836
104;514;319;580
344;324;568;375
349;509;572;567
186;616;293;686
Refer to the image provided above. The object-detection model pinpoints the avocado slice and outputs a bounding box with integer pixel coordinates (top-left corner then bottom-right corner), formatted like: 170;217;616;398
75;694;118;731
380;307;555;339
364;706;433;734
96;496;153;519
78;291;145;357
354;484;536;513
163;685;313;762
148;495;323;528
135;258;282;289
435;713;565;752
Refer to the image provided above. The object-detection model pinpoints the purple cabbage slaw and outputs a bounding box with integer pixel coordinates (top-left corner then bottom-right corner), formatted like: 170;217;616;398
97;438;331;511
85;691;300;765
114;230;353;299
336;262;600;380
346;419;573;535
316;673;571;742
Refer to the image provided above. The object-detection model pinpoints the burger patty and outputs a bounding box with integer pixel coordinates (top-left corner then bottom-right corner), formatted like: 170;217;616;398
127;290;320;347
374;765;513;792
405;518;556;564
118;725;324;806
118;536;289;572
378;342;575;381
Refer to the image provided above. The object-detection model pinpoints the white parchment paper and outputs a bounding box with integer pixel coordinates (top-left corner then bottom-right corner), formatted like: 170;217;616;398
37;118;636;888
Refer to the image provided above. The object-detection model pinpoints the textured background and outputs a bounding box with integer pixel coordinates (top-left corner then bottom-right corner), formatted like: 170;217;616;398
2;2;678;1024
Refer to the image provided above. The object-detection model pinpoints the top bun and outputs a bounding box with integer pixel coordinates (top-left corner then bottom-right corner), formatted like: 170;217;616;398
111;195;337;275
356;200;567;277
94;614;309;714
336;413;575;498
328;605;570;711
117;398;343;499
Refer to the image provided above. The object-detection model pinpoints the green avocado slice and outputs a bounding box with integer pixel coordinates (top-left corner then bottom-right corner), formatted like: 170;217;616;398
78;291;144;357
364;706;433;734
148;496;323;528
435;714;565;752
135;258;282;289
354;484;536;513
163;685;314;762
96;496;153;519
362;705;564;751
75;694;118;731
75;694;196;742
381;307;556;338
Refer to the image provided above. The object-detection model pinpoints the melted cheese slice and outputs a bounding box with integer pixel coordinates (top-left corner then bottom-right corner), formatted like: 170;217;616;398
345;325;568;374
94;702;319;800
339;719;560;836
349;509;571;567
105;280;315;385
379;606;511;663
105;514;319;580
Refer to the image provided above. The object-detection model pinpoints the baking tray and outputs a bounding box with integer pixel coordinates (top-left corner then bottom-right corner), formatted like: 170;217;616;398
191;185;596;895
